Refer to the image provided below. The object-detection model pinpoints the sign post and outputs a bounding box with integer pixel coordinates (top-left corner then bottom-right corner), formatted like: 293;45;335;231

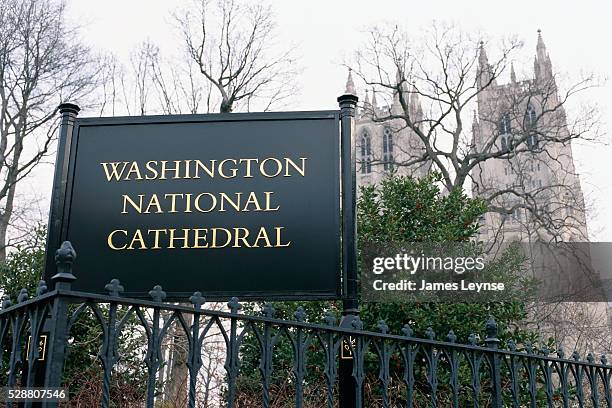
337;94;360;407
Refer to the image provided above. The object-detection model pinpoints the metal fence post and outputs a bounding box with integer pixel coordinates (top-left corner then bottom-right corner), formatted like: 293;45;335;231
485;316;503;408
43;241;76;407
45;103;79;285
338;93;359;408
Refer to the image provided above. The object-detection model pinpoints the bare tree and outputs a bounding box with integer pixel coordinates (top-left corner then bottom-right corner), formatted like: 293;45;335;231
175;0;298;113
349;23;602;244
99;41;212;116
0;0;102;259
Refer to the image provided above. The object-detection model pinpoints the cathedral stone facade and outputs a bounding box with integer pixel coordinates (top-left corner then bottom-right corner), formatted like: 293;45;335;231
471;31;588;244
351;30;588;245
348;70;430;187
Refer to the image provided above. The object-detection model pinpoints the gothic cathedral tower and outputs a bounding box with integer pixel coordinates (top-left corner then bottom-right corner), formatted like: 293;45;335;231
471;31;588;244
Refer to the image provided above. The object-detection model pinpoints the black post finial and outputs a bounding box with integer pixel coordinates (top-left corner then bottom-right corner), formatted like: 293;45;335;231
58;103;80;116
485;316;500;348
337;94;359;119
52;241;77;289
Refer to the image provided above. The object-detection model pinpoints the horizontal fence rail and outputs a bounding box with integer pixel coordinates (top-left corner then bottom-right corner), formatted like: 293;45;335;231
0;242;610;407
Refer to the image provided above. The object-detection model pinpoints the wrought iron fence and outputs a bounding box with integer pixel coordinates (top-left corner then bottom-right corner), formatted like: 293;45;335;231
1;241;610;407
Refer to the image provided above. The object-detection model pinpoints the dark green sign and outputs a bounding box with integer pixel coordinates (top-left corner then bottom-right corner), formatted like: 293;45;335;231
45;111;341;299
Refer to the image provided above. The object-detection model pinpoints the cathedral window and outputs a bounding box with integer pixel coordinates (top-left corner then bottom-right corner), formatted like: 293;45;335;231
525;104;537;127
500;135;513;152
499;113;512;152
360;130;372;174
525;104;539;149
526;133;538;149
382;126;394;171
499;113;512;135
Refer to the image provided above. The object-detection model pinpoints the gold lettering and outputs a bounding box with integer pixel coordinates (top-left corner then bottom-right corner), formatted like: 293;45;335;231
125;161;143;180
147;229;166;249
100;162;128;181
263;192;280;211
252;227;272;248
284;157;307;177
107;230;128;250
194;160;216;178
219;192;242;212
184;193;193;213
194;193;216;212
145;161;159;180
184;159;193;178
160;160;181;179
144;194;163;214
238;158;258;178
233;227;251;248
275;227;291;247
210;228;232;248
127;229;147;250
168;228;190;249
243;192;262;211
260;158;283;178
164;193;184;213
193;228;209;248
218;159;238;178
122;194;143;214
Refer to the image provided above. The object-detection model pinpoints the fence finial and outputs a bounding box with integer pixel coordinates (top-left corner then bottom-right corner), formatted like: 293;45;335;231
263;303;275;318
17;288;28;303
148;285;166;302
105;279;124;297
36;280;48;296
323;311;336;326
485;316;498;338
351;316;363;330
377;320;389;334
1;296;11;309
52;241;77;289
485;316;500;348
294;307;306;322
425;327;435;340
189;292;205;309
227;297;241;314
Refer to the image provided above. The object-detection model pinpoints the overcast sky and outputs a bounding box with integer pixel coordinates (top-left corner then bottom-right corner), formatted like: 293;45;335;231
24;0;612;240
